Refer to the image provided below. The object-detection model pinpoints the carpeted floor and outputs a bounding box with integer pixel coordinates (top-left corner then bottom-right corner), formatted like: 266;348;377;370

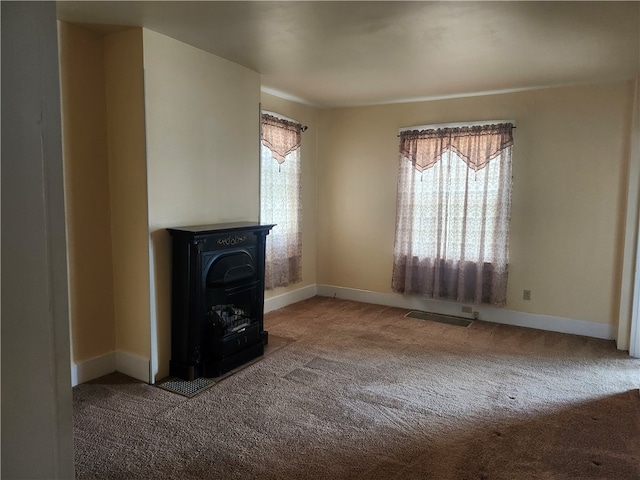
73;297;640;479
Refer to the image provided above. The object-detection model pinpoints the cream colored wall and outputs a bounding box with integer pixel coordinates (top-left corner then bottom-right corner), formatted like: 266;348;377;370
260;92;319;298
58;22;116;362
317;81;634;326
142;29;261;380
104;29;151;359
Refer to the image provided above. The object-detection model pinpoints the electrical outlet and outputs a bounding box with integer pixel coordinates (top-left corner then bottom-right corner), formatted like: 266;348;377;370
473;311;480;320
523;289;531;301
462;306;473;313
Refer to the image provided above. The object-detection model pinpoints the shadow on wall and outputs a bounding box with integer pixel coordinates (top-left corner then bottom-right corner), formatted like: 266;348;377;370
150;228;172;382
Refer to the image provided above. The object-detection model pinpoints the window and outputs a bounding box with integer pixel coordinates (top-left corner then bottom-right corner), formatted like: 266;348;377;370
392;122;514;306
260;112;303;289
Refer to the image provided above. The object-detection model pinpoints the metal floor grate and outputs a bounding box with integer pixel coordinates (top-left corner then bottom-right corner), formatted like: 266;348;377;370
405;310;473;327
156;376;217;398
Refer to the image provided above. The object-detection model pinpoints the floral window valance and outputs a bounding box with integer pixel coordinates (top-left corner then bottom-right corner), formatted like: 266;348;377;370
261;113;302;164
399;123;514;172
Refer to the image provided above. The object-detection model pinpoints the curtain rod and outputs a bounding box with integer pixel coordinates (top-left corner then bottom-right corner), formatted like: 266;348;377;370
398;120;516;134
262;110;308;132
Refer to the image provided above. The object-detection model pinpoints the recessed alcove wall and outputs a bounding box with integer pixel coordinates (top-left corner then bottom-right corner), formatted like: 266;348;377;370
60;23;150;380
59;22;117;365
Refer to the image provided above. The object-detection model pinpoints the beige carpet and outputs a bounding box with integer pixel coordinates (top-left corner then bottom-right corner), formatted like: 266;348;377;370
73;297;640;479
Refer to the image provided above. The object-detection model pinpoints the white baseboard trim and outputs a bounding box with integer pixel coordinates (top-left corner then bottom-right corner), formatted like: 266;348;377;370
265;284;318;313
115;351;151;383
71;284;614;386
316;284;616;340
71;350;151;386
71;352;116;387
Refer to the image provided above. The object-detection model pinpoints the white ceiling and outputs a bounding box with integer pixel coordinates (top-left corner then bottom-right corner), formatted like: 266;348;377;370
56;1;640;108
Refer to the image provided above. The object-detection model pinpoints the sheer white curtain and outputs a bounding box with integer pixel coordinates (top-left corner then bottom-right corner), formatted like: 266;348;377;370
392;123;514;306
260;113;302;289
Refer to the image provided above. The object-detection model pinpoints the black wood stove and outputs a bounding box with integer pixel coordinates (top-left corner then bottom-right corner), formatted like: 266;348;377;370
167;222;274;381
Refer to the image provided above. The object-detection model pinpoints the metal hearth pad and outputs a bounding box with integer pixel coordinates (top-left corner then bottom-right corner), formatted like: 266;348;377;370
405;310;473;327
156;376;217;398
